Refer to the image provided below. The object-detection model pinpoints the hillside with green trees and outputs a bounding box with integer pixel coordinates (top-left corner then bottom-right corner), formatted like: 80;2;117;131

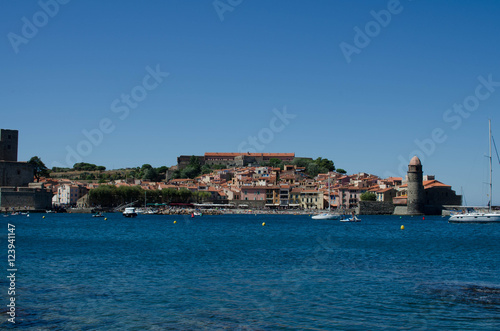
171;155;339;179
49;162;168;182
33;155;343;182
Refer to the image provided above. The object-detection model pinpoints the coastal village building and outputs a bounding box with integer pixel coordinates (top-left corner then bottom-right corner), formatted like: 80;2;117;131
375;187;397;202
36;149;462;215
52;182;88;207
0;129;52;211
337;186;368;209
148;158;460;215
290;188;324;210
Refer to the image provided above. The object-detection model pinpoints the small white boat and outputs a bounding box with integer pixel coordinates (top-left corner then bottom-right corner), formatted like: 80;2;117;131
312;213;340;220
123;207;138;218
340;212;361;222
340;216;361;222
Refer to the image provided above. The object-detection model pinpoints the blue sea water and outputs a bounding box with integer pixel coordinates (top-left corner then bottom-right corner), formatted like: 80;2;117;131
0;213;499;330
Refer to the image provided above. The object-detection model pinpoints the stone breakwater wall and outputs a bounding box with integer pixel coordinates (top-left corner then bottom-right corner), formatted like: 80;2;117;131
357;201;395;215
161;209;223;215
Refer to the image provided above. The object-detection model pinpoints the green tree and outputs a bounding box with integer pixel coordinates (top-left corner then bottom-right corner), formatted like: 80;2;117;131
336;168;347;174
156;166;168;180
201;164;212;175
178;188;193;202
182;165;199;179
268;158;283;169
73;162;99;171
175;156;203;179
211;164;226;170
292;158;311;168
306;163;321;177
189;156;201;171
360;192;376;201
143;168;159;181
193;191;212;203
171;169;182;179
157;166;168;173
162;188;179;203
29;156;50;182
51;166;71;172
200;191;212;202
314;157;335;172
89;185;117;207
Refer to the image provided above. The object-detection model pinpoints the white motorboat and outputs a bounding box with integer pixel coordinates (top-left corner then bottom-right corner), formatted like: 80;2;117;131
123;207;138;218
449;120;500;223
312;213;340;220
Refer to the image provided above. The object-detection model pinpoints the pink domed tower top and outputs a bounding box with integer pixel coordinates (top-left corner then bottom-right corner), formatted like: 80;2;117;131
409;155;421;166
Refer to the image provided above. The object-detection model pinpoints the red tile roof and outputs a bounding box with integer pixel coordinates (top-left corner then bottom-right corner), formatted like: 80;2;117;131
205;152;294;157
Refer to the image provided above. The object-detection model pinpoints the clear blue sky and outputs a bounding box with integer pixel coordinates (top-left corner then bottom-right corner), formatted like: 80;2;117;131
2;0;500;205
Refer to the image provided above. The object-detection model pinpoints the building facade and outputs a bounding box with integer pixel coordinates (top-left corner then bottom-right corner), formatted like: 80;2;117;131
52;183;88;206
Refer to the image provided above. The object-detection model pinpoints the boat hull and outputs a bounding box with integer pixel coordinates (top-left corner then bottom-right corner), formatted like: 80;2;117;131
311;213;340;220
123;207;138;218
449;213;500;223
340;218;361;222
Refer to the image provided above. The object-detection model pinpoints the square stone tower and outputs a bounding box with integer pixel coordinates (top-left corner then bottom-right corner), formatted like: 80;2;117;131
0;129;19;162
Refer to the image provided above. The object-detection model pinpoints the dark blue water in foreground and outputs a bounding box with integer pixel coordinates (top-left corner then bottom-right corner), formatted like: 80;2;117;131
1;213;499;330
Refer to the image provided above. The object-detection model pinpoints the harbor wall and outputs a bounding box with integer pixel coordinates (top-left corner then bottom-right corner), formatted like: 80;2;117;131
0;186;53;211
230;200;266;209
357;201;395;215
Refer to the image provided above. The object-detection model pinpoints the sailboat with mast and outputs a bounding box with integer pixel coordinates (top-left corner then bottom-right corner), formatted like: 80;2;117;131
312;175;340;220
449;120;500;223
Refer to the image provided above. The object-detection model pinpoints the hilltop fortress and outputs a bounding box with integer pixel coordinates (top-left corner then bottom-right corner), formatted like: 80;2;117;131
177;152;305;169
0;129;52;211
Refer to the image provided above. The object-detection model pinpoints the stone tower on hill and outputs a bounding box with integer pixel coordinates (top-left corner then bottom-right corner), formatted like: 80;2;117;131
0;129;52;211
0;129;18;162
407;155;425;215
